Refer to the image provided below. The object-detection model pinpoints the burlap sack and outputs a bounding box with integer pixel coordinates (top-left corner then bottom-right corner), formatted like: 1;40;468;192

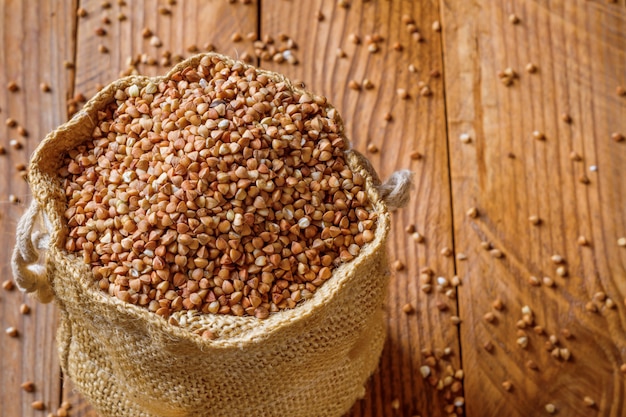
12;53;412;417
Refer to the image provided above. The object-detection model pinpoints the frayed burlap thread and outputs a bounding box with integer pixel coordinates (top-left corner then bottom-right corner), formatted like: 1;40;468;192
13;53;411;417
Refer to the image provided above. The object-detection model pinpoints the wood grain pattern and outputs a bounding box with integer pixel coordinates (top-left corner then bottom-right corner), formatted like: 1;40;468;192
2;0;626;416
0;1;77;416
74;0;258;99
261;1;460;416
441;0;626;416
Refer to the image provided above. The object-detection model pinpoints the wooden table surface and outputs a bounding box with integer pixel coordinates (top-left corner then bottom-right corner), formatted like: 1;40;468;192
1;1;625;416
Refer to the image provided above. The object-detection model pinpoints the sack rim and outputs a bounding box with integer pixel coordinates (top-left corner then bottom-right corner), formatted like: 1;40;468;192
31;52;391;347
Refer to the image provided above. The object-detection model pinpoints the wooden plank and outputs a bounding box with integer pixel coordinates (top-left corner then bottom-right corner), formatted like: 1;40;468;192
0;1;77;416
65;0;258;415
261;1;460;416
441;1;626;416
74;0;259;99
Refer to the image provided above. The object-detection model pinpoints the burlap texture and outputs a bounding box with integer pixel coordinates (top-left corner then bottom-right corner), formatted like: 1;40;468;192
26;53;392;417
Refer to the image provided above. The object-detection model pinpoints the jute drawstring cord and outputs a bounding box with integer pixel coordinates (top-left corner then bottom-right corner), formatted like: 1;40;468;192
376;169;414;211
11;199;54;303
